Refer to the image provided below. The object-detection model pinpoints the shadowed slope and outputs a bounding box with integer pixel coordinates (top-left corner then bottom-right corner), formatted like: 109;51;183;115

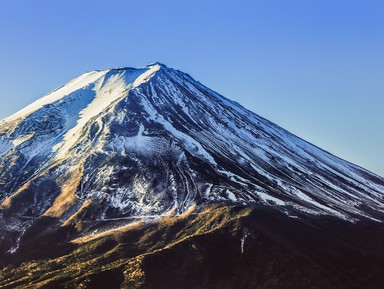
1;205;384;289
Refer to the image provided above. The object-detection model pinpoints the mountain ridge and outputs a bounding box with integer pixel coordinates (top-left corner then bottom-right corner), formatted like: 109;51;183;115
1;63;384;289
0;63;384;257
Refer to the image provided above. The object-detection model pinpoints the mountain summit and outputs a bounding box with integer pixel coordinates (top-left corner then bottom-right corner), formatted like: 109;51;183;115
1;63;384;288
1;63;383;225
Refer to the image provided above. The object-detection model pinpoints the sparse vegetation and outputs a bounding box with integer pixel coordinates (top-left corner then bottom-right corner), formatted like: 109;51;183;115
2;204;384;289
0;205;251;289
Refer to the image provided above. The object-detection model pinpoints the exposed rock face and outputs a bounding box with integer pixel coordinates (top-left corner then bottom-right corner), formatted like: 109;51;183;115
0;63;383;258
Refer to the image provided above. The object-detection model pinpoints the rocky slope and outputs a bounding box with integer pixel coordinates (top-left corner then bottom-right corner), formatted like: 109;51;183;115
2;205;384;289
0;63;384;288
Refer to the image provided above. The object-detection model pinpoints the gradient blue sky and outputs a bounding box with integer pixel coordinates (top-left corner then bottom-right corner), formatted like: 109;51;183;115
0;0;383;176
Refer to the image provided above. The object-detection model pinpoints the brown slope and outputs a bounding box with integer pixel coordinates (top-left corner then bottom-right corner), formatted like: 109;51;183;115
1;205;384;289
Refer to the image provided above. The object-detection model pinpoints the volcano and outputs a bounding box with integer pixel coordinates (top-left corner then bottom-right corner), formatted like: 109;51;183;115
1;63;384;289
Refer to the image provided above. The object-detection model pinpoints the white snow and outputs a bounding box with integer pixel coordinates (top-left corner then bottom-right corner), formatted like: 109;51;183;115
11;133;34;146
0;139;13;156
1;63;383;225
137;83;217;165
257;192;285;206
227;190;237;202
53;65;160;160
4;70;108;123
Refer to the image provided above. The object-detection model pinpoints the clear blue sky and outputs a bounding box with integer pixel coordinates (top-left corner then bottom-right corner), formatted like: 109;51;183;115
0;0;383;176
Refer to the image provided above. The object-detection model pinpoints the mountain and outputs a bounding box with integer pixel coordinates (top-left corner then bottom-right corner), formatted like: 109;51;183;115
0;63;384;288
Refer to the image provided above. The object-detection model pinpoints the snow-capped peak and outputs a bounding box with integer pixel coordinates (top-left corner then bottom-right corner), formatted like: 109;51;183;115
0;62;383;250
2;70;109;124
145;62;167;68
52;64;161;160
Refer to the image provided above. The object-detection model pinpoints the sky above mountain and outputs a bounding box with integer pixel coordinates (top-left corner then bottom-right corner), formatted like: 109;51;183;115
0;0;383;176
